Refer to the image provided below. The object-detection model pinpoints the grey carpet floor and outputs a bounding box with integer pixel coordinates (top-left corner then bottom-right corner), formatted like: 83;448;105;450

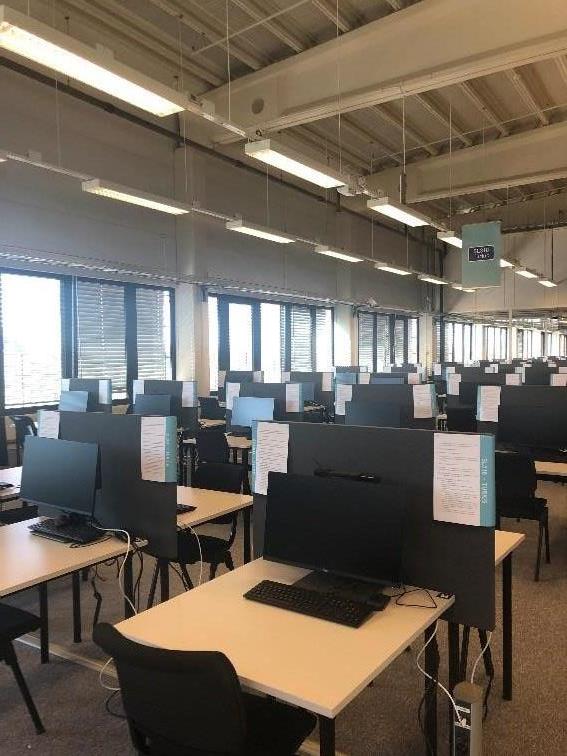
1;480;566;755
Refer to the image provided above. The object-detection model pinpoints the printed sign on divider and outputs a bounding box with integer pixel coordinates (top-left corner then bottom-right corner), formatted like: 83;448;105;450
476;385;501;422
38;410;60;439
412;384;436;418
253;421;290;496
225;382;240;411
335;384;352;416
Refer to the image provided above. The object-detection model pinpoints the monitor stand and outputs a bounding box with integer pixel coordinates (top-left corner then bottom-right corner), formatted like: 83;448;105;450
293;571;388;606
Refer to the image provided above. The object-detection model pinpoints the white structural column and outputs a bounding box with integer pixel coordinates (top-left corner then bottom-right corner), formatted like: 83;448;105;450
365;120;567;203
205;0;567;134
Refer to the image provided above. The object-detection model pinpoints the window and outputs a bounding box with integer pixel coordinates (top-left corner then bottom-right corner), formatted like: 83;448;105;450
463;324;471;363
136;287;172;381
358;312;374;372
229;302;253;370
75;280;127;398
290;305;313;371
357;312;416;371
444;322;454;362
376;315;391;370
453;323;464;363
516;329;524;359
1;272;62;408
261;302;283;382
208;296;219;392
407;318;419;364
433;318;442;362
316;308;333;371
393;318;405;366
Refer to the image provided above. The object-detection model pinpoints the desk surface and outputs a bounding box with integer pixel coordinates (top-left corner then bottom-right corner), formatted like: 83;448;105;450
0;467;23;487
116;558;453;719
177;487;252;528
535;460;567;477
184;435;252;450
199;419;226;429
495;530;525;566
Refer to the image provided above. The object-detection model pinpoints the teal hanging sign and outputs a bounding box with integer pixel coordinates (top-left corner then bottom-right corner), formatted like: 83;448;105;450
461;221;501;287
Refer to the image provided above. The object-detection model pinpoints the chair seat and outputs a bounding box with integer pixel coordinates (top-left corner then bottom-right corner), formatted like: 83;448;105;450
243;693;317;756
0;603;41;642
177;531;231;565
499;497;547;521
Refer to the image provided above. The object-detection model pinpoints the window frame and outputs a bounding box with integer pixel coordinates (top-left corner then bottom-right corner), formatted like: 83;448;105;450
357;311;419;372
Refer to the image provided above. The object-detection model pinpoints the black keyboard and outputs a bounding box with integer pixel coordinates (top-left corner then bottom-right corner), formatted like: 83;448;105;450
244;580;374;628
29;518;102;545
177;503;196;515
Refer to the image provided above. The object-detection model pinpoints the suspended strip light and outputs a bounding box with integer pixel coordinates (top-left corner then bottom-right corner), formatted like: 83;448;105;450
437;230;462;248
452;284;476;293
515;268;539;279
245;139;347;189
81;179;190;215
367;197;430;228
0;150;7;162
315;245;363;263
418;273;449;285
225;219;295;244
500;258;515;268
0;6;192;117
538;278;558;288
375;262;412;276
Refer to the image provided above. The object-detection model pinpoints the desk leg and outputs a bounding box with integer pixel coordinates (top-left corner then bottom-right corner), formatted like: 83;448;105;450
191;445;197;484
72;572;81;643
448;622;460;754
123;552;135;619
243;507;252;563
423;623;439;756
38;583;49;664
318;715;335;756
503;553;513;700
242;449;251;495
160;560;170;603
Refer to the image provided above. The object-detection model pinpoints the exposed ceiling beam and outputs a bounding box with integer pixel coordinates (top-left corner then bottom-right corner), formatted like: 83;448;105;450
414;93;473;147
365;119;567;202
383;0;404;10
505;68;549;125
310;0;357;33
555;55;567;86
458;81;509;136
230;0;309;53
371;105;438;156
340;115;402;165
293;124;370;173
204;0;567;134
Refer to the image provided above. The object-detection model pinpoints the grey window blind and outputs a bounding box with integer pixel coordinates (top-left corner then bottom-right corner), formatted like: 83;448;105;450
444;322;454;362
516;329;524;358
76;279;127;398
463;324;472;362
315;307;333;370
136;287;172;380
376;314;390;369
393;318;405;366
408;317;419;364
358;312;374;371
1;272;62;408
433;318;442;362
290;305;313;371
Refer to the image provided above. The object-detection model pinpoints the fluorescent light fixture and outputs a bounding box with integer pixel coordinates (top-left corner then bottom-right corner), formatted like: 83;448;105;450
437;231;462;248
315;245;363;263
515;268;539;279
82;179;190;215
0;5;188;117
225;219;295;244
367;197;431;227
538;278;558;288
418;273;449;285
375;262;412;276
0;150;7;162
500;258;514;268
245;139;347;189
452;284;476;293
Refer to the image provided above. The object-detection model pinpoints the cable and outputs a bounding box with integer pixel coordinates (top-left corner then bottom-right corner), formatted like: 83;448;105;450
470;631;492;685
415;622;465;726
104;690;126;720
99;656;119;693
91;524;137;617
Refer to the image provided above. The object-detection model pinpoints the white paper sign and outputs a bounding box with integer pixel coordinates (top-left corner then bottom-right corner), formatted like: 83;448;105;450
359;372;371;384
322;372;333;392
551;373;567;386
505;373;521;385
491;363;499;372
559;367;567;374
383;365;392;373
413;384;434;418
281;371;291;383
285;383;301;412
98;379;112;405
61;378;70;391
447;373;462;395
218;370;226;388
226;382;240;411
37;410;60;439
253;371;263;382
548;362;557;368
434;433;483;526
433;363;442;376
477;386;501;422
141;416;166;482
133;379;144;402
407;372;420;385
253;422;290;496
182;381;197;408
445;366;456;374
335;384;353;416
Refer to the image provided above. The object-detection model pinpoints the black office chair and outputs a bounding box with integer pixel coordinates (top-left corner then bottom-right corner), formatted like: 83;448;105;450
495;452;551;581
199;397;226;421
93;623;315;756
0;604;45;734
147;463;247;606
0;504;38;526
196;428;230;464
446;407;476;433
9;415;37;466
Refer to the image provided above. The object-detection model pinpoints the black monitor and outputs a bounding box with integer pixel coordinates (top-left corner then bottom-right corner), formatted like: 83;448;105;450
20;436;99;518
345;401;402;428
265;472;404;586
59;390;89;413
301;382;315;402
370;374;405;385
134;394;174;416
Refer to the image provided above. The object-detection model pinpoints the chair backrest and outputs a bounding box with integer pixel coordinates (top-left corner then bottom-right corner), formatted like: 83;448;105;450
196;429;229;464
193;462;245;494
495;452;537;500
199;397;225;421
0;505;38;526
9;415;37;447
93;623;247;755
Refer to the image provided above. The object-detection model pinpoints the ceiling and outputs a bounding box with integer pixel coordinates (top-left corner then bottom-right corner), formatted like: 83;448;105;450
4;0;567;231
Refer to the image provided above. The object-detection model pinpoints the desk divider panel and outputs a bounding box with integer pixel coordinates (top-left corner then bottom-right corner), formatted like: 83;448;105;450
59;412;177;560
336;384;436;430
285;371;334;408
133;379;198;432
62;378;112;413
238;382;304;422
218;371;262;401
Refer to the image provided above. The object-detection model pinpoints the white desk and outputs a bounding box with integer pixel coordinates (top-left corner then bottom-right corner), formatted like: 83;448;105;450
0;465;22;506
535;460;567;481
117;558;453;755
199;419;226;430
495;530;525;701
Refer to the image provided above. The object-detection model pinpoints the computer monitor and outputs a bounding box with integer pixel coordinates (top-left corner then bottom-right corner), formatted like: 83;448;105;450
231;397;274;430
20;436;100;518
370;374;405;385
265;472;404;586
335;372;357;385
134;394;173;416
345;401;402;428
300;382;315;402
59;390;89;413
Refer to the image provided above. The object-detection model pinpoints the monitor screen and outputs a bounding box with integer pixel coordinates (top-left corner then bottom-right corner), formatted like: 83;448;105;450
231;397;274;429
370;374;405;385
265;472;404;586
335;372;357;385
59;390;89;413
134;394;173;416
20;436;100;517
345;401;402;428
